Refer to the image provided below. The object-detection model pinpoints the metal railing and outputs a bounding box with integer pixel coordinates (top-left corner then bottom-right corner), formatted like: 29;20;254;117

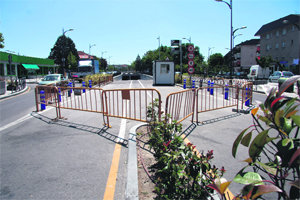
102;88;161;124
165;89;195;123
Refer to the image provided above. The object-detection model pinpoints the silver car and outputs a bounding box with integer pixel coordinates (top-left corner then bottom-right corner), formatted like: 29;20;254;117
268;71;294;83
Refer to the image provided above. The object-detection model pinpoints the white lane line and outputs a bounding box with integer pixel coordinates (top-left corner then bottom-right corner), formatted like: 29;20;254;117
138;80;152;98
116;80;132;143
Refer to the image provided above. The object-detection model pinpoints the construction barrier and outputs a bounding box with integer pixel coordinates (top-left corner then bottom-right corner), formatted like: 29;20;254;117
165;89;195;123
102;88;161;125
35;79;253;127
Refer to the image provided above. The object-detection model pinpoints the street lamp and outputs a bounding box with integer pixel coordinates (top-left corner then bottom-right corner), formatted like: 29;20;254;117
215;0;233;77
101;51;107;58
157;36;161;60
89;44;96;59
62;28;74;35
208;47;214;60
182;37;192;44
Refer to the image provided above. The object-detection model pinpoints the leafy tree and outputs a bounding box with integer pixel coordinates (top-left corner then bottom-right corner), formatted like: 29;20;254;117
256;56;273;68
99;58;107;71
134;55;142;72
67;52;78;71
0;33;4;48
49;35;79;73
207;53;224;74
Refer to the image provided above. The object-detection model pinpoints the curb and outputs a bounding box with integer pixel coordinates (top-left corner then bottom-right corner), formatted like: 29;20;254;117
0;86;29;100
126;123;147;200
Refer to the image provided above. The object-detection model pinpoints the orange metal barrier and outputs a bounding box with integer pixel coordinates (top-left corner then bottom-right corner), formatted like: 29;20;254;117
102;88;161;125
165;89;195;123
195;85;239;123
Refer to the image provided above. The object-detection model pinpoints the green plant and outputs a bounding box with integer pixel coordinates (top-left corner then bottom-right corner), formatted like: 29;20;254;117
146;99;225;199
221;76;300;200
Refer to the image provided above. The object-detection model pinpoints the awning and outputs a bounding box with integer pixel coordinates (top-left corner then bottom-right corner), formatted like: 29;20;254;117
22;64;40;70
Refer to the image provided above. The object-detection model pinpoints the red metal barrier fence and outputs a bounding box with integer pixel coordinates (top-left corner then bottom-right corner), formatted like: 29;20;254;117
102;88;161;125
165;89;195;123
35;81;253;127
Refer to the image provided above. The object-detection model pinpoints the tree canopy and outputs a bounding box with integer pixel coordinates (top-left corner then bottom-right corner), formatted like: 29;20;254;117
0;33;4;49
49;35;79;73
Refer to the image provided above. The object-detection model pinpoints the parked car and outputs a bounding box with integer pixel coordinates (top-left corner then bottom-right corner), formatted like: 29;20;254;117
38;74;67;86
268;71;294;83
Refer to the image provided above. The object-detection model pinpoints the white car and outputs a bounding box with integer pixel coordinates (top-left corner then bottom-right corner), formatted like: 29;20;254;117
268;71;294;83
38;74;67;85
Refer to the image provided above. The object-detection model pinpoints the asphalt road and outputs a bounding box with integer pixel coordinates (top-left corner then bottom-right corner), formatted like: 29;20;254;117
0;77;268;199
0;84;36;127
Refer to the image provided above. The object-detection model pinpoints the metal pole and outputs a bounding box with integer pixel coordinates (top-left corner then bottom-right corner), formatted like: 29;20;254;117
180;40;183;82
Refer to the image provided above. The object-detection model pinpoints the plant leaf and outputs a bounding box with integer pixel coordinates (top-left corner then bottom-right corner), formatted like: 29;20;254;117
277;75;300;97
256;161;277;175
232;127;250;158
291;115;300;127
286;110;298;118
234;172;264;185
252;185;282;199
241;131;252;147
275;110;284;128
243;157;253;164
290;179;300;189
251;107;259;116
289;148;300;167
249;129;270;160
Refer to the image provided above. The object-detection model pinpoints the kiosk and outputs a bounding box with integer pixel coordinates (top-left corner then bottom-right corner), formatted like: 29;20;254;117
153;60;175;86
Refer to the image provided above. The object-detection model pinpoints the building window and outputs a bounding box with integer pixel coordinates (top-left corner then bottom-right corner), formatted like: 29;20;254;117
275;43;279;49
282;28;287;35
160;64;170;74
266;44;271;51
276;30;279;37
282;41;286;48
266;34;270;39
291;40;294;46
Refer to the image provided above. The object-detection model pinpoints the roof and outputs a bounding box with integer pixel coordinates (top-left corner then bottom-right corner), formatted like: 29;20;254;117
0;51;55;66
237;39;260;46
78;51;95;59
255;14;300;36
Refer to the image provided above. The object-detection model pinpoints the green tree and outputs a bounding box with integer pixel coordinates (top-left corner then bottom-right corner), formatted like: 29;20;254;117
0;33;4;49
67;52;78;71
49;35;79;73
256;56;273;68
207;53;224;74
134;55;142;72
99;58;107;71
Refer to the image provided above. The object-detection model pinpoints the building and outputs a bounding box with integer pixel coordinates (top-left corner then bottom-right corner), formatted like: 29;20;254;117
0;51;57;79
254;14;300;74
233;39;260;72
77;51;96;60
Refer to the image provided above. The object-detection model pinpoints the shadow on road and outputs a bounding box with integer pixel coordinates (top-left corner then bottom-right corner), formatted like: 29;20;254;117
31;112;128;147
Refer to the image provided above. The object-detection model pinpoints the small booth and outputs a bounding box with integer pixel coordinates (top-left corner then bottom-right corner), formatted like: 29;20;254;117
153;60;175;86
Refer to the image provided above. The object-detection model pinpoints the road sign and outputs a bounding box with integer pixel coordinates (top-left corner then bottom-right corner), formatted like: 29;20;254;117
188;53;194;59
188;45;194;52
188;60;194;67
171;40;180;47
188;67;195;74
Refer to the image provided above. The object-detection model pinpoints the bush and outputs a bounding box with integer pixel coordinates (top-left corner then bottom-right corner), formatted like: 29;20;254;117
146;99;225;199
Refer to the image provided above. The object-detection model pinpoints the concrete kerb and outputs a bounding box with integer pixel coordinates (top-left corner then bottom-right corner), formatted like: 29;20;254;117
0;86;29;100
126;123;147;200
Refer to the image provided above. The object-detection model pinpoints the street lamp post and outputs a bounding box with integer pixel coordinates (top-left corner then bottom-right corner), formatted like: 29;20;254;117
101;51;107;58
62;28;74;76
157;36;161;60
89;44;96;59
215;0;233;77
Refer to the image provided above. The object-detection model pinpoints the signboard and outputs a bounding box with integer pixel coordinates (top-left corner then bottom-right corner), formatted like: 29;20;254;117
188;67;195;74
188;53;194;59
171;40;180;47
188;45;194;52
188;60;194;67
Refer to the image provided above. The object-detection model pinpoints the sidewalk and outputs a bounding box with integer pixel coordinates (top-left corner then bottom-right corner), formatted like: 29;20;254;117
0;78;40;100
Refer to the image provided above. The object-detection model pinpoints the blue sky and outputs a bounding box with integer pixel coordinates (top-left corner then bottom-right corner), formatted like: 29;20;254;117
1;0;299;64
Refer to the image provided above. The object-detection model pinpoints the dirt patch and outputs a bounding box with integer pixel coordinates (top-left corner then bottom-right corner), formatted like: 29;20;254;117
136;125;156;200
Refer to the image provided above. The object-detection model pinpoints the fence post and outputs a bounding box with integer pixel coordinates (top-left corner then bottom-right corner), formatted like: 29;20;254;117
82;81;86;93
192;80;195;89
89;80;92;88
68;82;72;97
207;80;210;91
35;87;39;112
225;84;229;100
210;82;214;95
58;88;61;102
183;79;186;89
245;87;250;106
40;90;46;110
